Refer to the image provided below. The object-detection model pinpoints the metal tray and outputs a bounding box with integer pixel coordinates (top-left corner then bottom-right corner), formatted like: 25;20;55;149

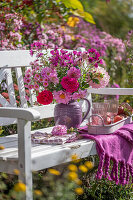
87;114;132;135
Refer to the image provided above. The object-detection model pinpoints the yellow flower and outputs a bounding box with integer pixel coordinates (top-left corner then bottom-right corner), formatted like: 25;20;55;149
71;154;78;161
71;35;75;41
79;165;88;173
71;154;81;163
68;172;78;181
13;169;20;175
61;26;66;31
74;179;82;185
14;182;26;192
84;161;94;170
0;145;5;150
34;190;43;196
75;187;84;195
126;100;130;103
68;164;78;172
48;169;60;176
67;17;79;27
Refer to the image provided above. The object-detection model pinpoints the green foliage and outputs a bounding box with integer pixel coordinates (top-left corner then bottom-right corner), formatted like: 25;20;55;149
80;0;133;39
56;0;95;24
75;158;133;200
71;9;95;24
33;170;75;200
76;178;133;200
56;0;84;10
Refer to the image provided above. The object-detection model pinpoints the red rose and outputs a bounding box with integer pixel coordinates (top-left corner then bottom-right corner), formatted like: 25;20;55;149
37;90;53;105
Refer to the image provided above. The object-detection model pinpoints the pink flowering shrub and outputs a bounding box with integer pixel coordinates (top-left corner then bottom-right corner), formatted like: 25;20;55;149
0;12;24;50
24;46;110;105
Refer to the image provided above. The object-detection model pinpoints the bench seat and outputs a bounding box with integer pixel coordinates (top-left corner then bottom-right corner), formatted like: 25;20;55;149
0;127;96;174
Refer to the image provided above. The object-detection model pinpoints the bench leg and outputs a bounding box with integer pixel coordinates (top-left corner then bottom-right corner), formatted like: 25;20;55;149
19;168;33;200
18;119;33;200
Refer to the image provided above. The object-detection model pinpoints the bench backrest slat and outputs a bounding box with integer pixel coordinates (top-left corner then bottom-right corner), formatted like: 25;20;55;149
6;69;17;107
0;50;35;68
15;68;28;108
88;88;133;96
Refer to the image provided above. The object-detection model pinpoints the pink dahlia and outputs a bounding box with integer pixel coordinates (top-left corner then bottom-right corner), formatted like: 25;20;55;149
61;77;79;93
51;125;67;136
87;67;110;88
67;67;81;79
53;90;71;104
37;90;53;105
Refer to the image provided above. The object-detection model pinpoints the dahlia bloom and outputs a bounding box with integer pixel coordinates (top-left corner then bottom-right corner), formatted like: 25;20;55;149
87;67;110;88
61;77;79;93
51;125;67;136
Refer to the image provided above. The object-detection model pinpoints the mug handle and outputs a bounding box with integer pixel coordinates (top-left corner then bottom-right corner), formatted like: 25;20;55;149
81;98;91;122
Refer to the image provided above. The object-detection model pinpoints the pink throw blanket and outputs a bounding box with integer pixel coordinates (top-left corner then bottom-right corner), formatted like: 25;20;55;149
79;123;133;185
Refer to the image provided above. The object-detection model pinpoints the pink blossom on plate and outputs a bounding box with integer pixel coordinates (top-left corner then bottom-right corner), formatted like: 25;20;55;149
51;125;67;136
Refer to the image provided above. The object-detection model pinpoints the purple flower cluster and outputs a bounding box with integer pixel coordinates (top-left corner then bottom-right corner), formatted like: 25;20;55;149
63;18;125;62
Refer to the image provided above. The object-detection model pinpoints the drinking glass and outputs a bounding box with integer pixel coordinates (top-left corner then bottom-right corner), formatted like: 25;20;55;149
91;102;109;125
104;99;119;123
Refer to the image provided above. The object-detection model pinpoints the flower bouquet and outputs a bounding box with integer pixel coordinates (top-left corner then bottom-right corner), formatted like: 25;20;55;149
24;43;110;105
24;43;110;128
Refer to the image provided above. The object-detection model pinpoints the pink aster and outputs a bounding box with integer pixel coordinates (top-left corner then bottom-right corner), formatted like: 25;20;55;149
24;77;31;84
43;81;49;87
34;84;40;91
25;73;31;78
39;78;44;82
53;90;71;104
61;77;79;93
67;67;81;79
41;67;52;77
43;77;49;82
34;74;40;80
51;125;67;136
28;85;34;90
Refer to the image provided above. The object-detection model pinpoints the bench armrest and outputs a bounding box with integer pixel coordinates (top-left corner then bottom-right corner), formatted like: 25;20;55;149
0;107;40;121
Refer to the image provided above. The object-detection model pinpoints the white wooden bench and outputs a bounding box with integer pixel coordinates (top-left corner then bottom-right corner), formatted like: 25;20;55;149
0;50;133;200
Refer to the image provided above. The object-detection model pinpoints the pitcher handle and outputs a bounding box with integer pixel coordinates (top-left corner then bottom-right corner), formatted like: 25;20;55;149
82;98;91;122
